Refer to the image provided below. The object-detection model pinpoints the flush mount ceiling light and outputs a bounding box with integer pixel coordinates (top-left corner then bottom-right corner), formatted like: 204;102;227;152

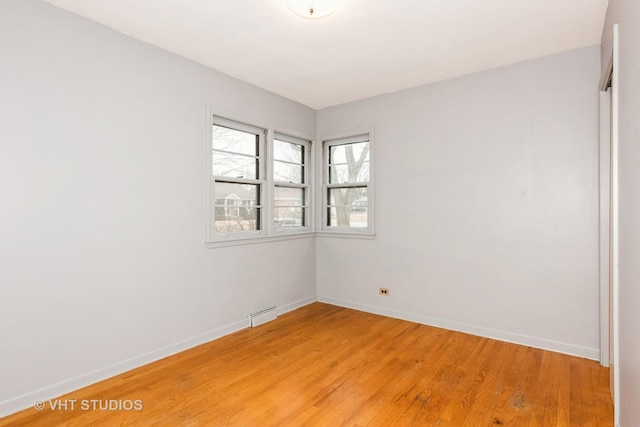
287;0;340;19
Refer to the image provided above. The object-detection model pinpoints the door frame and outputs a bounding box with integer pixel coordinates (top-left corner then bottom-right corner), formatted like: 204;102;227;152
599;84;610;368
599;23;620;426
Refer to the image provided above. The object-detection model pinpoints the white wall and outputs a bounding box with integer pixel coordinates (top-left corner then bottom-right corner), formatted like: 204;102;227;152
0;0;316;416
601;1;640;424
316;46;601;359
0;0;609;418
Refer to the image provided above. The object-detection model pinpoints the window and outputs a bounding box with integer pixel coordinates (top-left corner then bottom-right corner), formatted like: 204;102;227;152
210;117;265;239
323;134;372;233
273;133;311;231
207;115;313;243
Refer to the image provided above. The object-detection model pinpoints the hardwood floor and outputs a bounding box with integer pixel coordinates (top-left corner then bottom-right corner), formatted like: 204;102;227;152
1;303;613;426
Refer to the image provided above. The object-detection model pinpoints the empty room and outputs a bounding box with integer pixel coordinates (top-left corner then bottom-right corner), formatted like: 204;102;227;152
1;0;638;425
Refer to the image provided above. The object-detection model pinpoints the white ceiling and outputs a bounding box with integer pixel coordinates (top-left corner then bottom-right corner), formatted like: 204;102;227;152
42;0;609;109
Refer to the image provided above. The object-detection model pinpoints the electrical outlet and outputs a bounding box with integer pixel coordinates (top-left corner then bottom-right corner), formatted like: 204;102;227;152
379;288;390;296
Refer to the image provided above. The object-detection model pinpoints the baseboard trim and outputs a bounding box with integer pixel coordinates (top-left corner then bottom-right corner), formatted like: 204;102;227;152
0;296;320;419
0;318;249;418
2;294;597;418
317;296;599;360
277;295;317;316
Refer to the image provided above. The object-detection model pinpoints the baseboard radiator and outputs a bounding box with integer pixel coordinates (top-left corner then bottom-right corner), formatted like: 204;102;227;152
249;306;277;327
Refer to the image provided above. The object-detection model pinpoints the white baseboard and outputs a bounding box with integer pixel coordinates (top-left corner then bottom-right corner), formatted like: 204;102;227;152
317;295;600;360
0;318;249;418
0;295;319;419
2;294;596;418
277;295;317;316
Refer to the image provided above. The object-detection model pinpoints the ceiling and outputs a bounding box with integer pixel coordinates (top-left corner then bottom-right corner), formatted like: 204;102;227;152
42;0;609;109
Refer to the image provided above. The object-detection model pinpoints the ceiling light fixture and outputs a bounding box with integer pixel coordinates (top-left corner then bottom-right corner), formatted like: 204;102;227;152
287;0;340;19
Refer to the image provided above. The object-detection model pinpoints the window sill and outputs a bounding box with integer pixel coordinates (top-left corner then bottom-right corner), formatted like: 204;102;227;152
315;231;376;240
205;232;316;249
205;230;375;248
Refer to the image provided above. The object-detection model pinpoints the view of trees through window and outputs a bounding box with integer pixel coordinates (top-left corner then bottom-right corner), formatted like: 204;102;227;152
326;139;370;228
273;138;307;229
212;124;261;233
210;116;371;239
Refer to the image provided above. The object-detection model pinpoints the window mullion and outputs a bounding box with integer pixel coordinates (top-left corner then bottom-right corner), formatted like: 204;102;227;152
212;148;260;160
208;113;314;242
274;158;304;167
260;128;269;235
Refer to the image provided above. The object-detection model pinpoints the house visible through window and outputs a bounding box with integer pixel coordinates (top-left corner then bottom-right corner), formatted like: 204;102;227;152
273;134;310;231
208;115;314;242
208;115;372;243
211;117;264;236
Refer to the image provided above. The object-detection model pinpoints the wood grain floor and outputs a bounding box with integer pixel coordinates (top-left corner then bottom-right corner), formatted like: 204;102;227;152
1;303;613;426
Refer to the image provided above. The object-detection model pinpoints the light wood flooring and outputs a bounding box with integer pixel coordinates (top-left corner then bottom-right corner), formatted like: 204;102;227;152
0;303;613;426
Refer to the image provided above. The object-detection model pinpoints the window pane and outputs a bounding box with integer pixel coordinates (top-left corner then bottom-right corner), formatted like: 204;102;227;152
329;142;369;164
274;187;305;228
323;136;371;232
327;207;368;228
212;152;257;179
327;187;367;228
274;187;304;207
274;207;305;228
274;139;303;163
212;125;258;156
214;182;260;233
274;161;304;184
214;182;258;207
328;187;367;206
329;141;369;184
214;207;260;233
329;162;369;184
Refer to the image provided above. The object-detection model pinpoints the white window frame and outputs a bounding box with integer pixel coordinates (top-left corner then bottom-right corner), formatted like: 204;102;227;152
271;132;312;235
206;111;315;246
208;116;266;241
321;133;374;235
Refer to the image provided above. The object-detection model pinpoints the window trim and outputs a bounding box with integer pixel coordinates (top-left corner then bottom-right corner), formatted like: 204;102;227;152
205;109;315;245
271;132;313;235
209;116;266;241
320;131;375;235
